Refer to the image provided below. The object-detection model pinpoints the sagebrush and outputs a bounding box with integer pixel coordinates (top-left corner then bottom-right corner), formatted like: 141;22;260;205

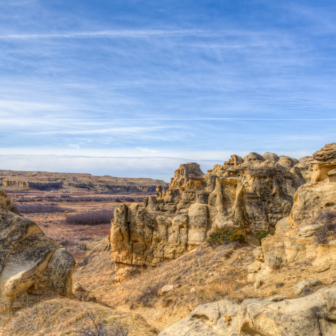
15;203;68;213
207;228;245;245
66;210;114;225
77;311;129;336
256;230;275;244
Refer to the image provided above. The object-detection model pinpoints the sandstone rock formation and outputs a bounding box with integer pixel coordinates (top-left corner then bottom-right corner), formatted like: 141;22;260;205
169;163;205;190
311;142;336;183
110;149;306;281
0;191;75;310
159;287;336;335
248;143;336;282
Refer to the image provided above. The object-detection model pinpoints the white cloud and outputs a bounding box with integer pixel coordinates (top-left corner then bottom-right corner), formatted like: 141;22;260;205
0;30;205;40
0;155;219;182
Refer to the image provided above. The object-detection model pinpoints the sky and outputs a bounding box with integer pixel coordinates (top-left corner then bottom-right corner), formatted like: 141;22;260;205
1;0;336;181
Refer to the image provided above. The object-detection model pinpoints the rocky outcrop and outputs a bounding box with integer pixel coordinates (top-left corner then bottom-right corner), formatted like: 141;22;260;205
0;190;19;214
311;142;336;183
159;287;336;335
289;182;336;228
110;149;306;281
248;144;336;282
169;163;204;190
0;191;75;310
3;180;63;190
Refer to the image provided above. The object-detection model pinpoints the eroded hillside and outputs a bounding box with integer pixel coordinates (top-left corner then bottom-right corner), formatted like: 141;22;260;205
0;170;168;193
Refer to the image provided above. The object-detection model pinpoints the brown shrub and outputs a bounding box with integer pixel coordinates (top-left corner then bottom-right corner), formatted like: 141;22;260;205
15;203;68;213
66;210;114;225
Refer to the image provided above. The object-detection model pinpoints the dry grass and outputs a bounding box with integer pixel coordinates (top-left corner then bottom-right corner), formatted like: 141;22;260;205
2;298;157;336
74;237;336;331
73;240;261;330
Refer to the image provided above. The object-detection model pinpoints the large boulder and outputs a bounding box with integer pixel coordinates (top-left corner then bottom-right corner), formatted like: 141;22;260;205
159;287;336;335
289;182;336;228
0;192;75;310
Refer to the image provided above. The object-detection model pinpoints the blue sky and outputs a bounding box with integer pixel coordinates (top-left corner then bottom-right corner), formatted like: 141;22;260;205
1;0;336;181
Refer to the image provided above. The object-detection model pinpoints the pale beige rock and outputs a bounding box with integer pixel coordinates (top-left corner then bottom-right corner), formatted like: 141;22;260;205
159;300;239;336
293;280;321;295
169;163;204;191
328;168;336;182
74;282;85;292
158;285;174;296
243;152;265;166
316;266;330;273
299;224;324;237
0;192;75;309
159;287;336;336
263;152;279;162
265;294;288;302
311;143;336;183
289;182;336;228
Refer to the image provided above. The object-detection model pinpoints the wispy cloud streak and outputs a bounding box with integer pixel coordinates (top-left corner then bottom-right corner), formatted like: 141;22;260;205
0;29;204;40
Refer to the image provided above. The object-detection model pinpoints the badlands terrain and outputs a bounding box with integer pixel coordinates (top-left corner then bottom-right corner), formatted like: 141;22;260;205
0;170;168;193
1;142;336;335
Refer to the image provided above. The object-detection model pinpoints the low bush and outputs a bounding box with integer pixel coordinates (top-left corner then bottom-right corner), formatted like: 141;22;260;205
15;203;67;213
256;230;275;244
207;228;245;246
77;311;129;336
66;210;114;225
133;283;163;307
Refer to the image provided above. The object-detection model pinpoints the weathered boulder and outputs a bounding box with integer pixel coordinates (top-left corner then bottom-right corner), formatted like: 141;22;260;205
159;300;239;336
158;285;174;296
248;157;336;281
169;163;204;190
289;182;336;228
311;143;336;183
159;287;336;335
243;152;265;166
293;280;321;296
263;152;279;162
0;192;75;309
